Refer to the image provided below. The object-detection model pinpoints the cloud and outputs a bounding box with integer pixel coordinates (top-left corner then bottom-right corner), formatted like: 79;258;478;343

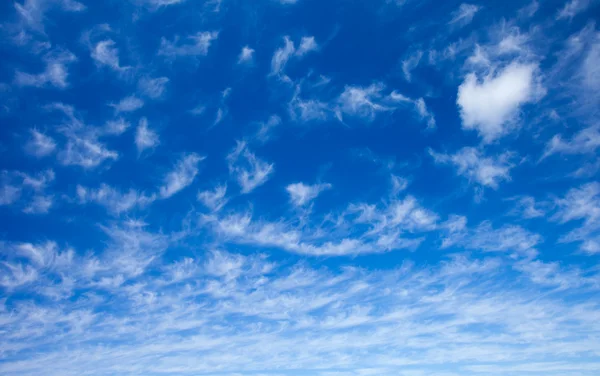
457;62;542;142
237;46;255;64
254;115;281;142
77;184;156;215
137;77;169;99
109;96;144;113
23;194;53;214
270;35;318;78
159;153;205;198
227;141;274;194
552;183;600;253
286;182;331;206
509;196;547;219
91;40;128;71
441;216;541;255
24;129;56;157
48;103;119;169
271;36;296;76
14;49;76;89
158;31;219;57
288;85;331;122
543;125;600;159
135;117;160;154
336;83;391;121
296;36;318;56
429;147;514;189
557;0;593;20
449;3;481;26
401;50;422;82
197;184;228;212
102;118;130;136
14;0;85;32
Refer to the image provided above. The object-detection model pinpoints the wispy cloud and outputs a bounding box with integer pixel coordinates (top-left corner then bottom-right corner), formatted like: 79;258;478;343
24;129;56;157
159;153;205;198
15;49;76;89
449;3;482;26
135;117;160;154
227;141;274;194
109;96;144;113
158;31;219;57
429;147;515;190
286;182;331;207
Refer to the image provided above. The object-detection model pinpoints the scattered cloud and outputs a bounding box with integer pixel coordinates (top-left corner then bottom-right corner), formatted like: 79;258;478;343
237;45;255;64
198;183;228;212
159;153;205;198
429;147;515;189
137;76;169;99
135;117;160;154
109;96;144;113
77;184;155;214
15;49;76;89
286;182;331;206
449;3;481;26
227;141;274;194
557;0;593;20
158;31;219;57
24;129;56;157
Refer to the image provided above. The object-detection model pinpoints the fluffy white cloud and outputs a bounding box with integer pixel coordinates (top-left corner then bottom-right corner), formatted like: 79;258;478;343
286;182;331;206
135;117;159;154
429;147;514;189
227;141;274;194
158;31;219;57
159;153;205;198
91;40;128;71
457;62;541;142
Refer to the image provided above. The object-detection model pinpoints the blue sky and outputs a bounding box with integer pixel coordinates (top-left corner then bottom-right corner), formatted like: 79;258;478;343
1;0;600;375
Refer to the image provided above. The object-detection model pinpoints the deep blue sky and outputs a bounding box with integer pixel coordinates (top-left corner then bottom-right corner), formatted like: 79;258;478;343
1;0;600;375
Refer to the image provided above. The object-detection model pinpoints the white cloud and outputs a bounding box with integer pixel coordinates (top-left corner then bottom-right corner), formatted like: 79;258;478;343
159;153;205;198
449;3;481;25
0;178;22;206
24;129;56;157
429;147;514;189
288;85;331;122
336;83;390;121
543;125;600;159
271;36;295;76
109;96;144;113
509;196;547;219
23;194;53;214
237;45;254;64
137;77;169;99
271;35;317;78
552;183;600;254
286;182;331;206
441;216;541;255
14;0;85;32
59;136;118;169
77;184;156;215
15;49;76;89
197;184;228;212
254;115;281;142
457;62;541;142
91;40;127;71
296;36;318;56
557;0;593;20
227;141;274;194
158;31;219;57
102;118;130;136
135;117;159;154
401;50;422;82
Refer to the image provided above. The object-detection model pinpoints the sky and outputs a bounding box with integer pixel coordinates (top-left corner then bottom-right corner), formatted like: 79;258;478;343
0;0;600;375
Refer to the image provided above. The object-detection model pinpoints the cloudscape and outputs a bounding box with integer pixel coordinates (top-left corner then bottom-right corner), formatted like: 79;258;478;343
1;0;600;375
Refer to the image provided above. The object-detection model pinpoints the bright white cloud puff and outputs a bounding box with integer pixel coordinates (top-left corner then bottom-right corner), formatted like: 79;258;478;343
1;1;600;375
